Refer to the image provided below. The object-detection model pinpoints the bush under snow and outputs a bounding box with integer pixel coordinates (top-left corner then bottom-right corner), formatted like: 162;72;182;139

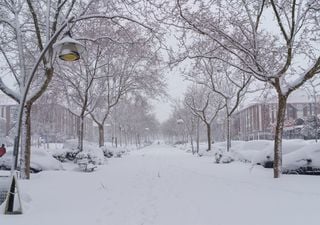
52;139;104;165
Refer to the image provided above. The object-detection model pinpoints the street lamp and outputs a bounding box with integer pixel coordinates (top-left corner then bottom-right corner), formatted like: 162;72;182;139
145;128;149;143
176;119;184;125
53;31;85;61
5;29;84;214
176;119;184;143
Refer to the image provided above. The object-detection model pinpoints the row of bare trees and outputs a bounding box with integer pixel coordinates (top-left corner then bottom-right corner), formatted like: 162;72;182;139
1;0;319;179
158;0;320;178
0;0;164;179
54;20;164;151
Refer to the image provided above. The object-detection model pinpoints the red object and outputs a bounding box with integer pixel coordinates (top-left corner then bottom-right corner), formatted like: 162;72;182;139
0;146;6;157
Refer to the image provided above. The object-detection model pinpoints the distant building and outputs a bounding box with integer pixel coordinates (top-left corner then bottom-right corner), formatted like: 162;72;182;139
0;93;94;144
230;90;320;141
0;94;17;140
31;103;94;142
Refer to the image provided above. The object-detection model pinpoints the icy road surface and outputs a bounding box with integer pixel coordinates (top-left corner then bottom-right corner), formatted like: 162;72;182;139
2;144;320;225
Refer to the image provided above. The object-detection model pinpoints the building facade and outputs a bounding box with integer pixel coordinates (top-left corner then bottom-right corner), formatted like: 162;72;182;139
230;91;320;141
0;93;94;144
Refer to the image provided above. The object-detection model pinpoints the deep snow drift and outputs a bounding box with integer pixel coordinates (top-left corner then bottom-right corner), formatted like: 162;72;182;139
1;144;320;225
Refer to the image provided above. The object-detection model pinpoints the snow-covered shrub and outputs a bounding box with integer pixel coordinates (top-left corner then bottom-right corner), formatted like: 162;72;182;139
59;139;104;164
52;151;68;162
75;148;104;165
214;149;234;164
52;148;79;162
51;140;105;166
101;146;127;158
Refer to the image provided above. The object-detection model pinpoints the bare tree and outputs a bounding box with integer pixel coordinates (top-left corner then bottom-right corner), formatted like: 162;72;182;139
0;0;160;179
109;95;160;147
186;55;251;151
88;35;165;147
168;0;320;178
0;0;87;179
161;117;180;144
172;100;198;154
185;85;225;151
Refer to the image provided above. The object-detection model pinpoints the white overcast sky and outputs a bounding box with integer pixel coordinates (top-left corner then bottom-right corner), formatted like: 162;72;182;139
151;70;190;123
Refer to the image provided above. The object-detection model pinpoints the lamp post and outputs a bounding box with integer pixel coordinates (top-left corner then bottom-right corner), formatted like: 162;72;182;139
145;127;149;143
6;29;84;214
176;119;184;143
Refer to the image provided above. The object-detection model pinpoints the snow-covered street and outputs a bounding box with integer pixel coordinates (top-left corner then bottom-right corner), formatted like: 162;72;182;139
2;144;320;225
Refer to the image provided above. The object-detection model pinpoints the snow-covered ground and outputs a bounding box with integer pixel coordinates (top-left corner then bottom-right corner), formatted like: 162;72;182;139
1;144;320;225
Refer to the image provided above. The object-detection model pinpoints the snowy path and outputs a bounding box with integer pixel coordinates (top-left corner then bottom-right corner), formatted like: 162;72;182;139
2;144;320;225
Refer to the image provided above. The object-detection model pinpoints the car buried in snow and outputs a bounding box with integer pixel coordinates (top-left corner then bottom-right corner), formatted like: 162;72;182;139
0;148;63;173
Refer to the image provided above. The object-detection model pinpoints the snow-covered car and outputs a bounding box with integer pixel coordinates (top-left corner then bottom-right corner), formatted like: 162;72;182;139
251;140;307;168
248;140;320;174
212;139;320;175
282;143;320;174
0;148;63;173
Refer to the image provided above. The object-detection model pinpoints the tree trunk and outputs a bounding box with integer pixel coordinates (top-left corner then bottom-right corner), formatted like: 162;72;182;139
226;115;231;152
20;103;32;179
206;122;211;151
78;116;84;151
119;127;122;147
125;131;128;146
135;133;138;147
196;118;200;154
98;124;104;147
274;94;288;178
190;135;195;154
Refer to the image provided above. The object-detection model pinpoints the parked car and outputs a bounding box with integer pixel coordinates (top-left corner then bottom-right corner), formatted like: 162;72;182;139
0;148;63;173
282;143;320;175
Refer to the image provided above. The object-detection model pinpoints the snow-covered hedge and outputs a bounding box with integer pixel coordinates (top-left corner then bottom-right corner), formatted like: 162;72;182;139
101;145;129;158
52;139;104;165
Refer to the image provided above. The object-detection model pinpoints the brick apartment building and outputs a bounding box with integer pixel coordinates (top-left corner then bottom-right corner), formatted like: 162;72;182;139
230;90;320;141
0;93;94;144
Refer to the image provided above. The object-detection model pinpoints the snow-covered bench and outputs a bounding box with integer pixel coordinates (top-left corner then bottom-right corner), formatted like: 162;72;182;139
77;160;97;172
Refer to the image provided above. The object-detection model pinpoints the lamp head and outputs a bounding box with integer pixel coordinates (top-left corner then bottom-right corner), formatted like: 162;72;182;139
53;32;84;62
177;119;184;125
